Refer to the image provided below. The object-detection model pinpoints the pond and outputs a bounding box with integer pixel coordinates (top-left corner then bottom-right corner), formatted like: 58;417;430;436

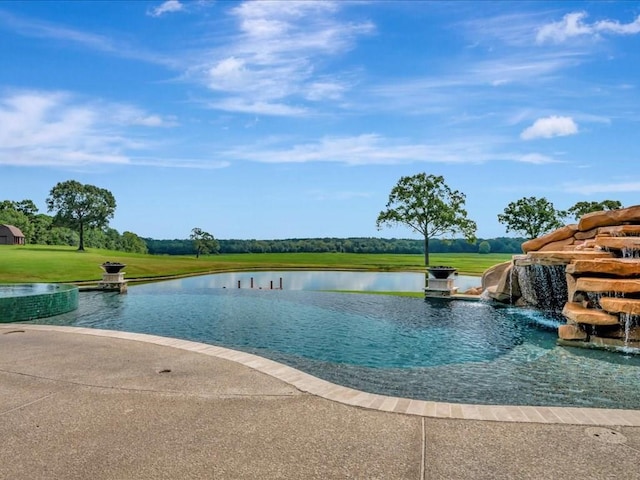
187;270;480;292
29;272;640;409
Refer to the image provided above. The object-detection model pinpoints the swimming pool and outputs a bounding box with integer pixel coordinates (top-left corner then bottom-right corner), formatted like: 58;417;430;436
30;273;640;409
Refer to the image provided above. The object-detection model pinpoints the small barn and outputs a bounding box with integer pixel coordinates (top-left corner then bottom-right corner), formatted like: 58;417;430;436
0;224;25;245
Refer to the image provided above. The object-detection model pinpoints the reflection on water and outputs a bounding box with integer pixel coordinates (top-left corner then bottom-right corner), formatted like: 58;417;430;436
162;271;481;292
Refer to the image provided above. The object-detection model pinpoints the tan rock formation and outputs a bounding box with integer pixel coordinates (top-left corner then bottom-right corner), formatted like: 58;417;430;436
482;204;640;352
566;258;640;277
566;273;578;303
524;250;611;264
595;236;640;251
575;277;640;294
562;302;619;326
599;297;640;315
578;205;640;231
485;285;510;303
487;263;520;302
481;261;511;290
558;324;588;340
463;286;484;295
572;240;596;250
574;228;600;240
538;237;575;252
521;225;578;253
599;225;640;236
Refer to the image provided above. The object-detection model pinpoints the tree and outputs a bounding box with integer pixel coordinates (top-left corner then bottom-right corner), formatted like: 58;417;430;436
497;196;564;239
478;240;491;254
189;227;219;258
46;180;116;251
119;231;148;254
376;173;477;266
13;199;39;218
566;200;623;221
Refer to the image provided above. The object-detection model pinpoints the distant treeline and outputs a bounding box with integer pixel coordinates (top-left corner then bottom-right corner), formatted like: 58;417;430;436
144;237;525;255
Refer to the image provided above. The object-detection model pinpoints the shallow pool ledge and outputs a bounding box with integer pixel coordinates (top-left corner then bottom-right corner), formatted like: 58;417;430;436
449;293;483;302
7;324;640;426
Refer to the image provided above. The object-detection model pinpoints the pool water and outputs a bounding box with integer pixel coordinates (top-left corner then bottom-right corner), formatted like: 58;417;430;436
0;283;60;298
31;275;640;409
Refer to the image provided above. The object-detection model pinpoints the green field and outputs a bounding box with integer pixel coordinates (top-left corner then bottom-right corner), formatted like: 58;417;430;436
0;245;512;284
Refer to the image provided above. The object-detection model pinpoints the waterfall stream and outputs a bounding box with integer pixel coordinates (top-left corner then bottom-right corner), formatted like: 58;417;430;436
514;264;568;314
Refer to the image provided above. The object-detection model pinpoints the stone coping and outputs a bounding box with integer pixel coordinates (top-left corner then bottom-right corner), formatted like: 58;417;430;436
11;324;640;427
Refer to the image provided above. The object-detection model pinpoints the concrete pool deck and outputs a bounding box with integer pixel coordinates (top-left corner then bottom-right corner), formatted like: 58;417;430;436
1;325;639;479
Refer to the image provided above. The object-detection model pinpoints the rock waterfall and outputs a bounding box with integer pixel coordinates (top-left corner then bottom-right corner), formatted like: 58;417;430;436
483;205;640;351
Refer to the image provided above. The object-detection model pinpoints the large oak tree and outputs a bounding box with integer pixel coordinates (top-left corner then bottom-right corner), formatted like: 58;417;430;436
497;196;564;239
46;180;116;251
189;227;219;258
376;173;477;266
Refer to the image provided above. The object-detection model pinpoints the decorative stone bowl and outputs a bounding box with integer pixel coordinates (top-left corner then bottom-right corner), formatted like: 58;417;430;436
427;266;457;279
101;262;126;274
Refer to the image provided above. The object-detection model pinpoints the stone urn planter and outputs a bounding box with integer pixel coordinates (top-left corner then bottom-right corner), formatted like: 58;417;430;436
101;262;126;274
427;266;457;279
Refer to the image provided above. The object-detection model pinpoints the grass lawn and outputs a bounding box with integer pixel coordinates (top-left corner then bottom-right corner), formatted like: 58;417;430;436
0;244;512;283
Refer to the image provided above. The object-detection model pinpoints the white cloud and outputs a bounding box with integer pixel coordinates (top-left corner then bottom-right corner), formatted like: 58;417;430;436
223;134;503;166
148;1;185;18
210;98;307;116
520;116;578;140
367;52;584;118
109;105;179;127
536;11;640;44
134;115;171;127
191;0;374;115
305;81;347;101
0;90;175;168
596;16;640;35
516;153;559;164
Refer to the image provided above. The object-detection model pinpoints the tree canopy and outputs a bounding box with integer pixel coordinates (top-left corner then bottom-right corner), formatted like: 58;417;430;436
497;196;565;239
376;173;477;266
46;180;116;251
189;227;219;258
566;200;623;220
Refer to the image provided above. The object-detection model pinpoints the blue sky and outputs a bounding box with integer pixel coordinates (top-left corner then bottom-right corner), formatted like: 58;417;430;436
1;1;640;240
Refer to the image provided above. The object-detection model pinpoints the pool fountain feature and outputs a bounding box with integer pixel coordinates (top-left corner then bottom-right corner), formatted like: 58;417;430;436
425;266;458;297
485;205;640;352
0;283;78;323
99;262;128;293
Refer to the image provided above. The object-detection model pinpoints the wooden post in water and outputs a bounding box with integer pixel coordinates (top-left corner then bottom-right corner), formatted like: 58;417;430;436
250;277;254;288
237;280;241;289
279;277;283;289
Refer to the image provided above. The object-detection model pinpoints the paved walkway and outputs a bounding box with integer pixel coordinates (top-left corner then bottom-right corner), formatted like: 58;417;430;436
1;325;639;479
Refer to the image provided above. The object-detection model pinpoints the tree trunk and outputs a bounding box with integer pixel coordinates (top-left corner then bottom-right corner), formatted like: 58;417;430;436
424;235;429;266
78;222;85;251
